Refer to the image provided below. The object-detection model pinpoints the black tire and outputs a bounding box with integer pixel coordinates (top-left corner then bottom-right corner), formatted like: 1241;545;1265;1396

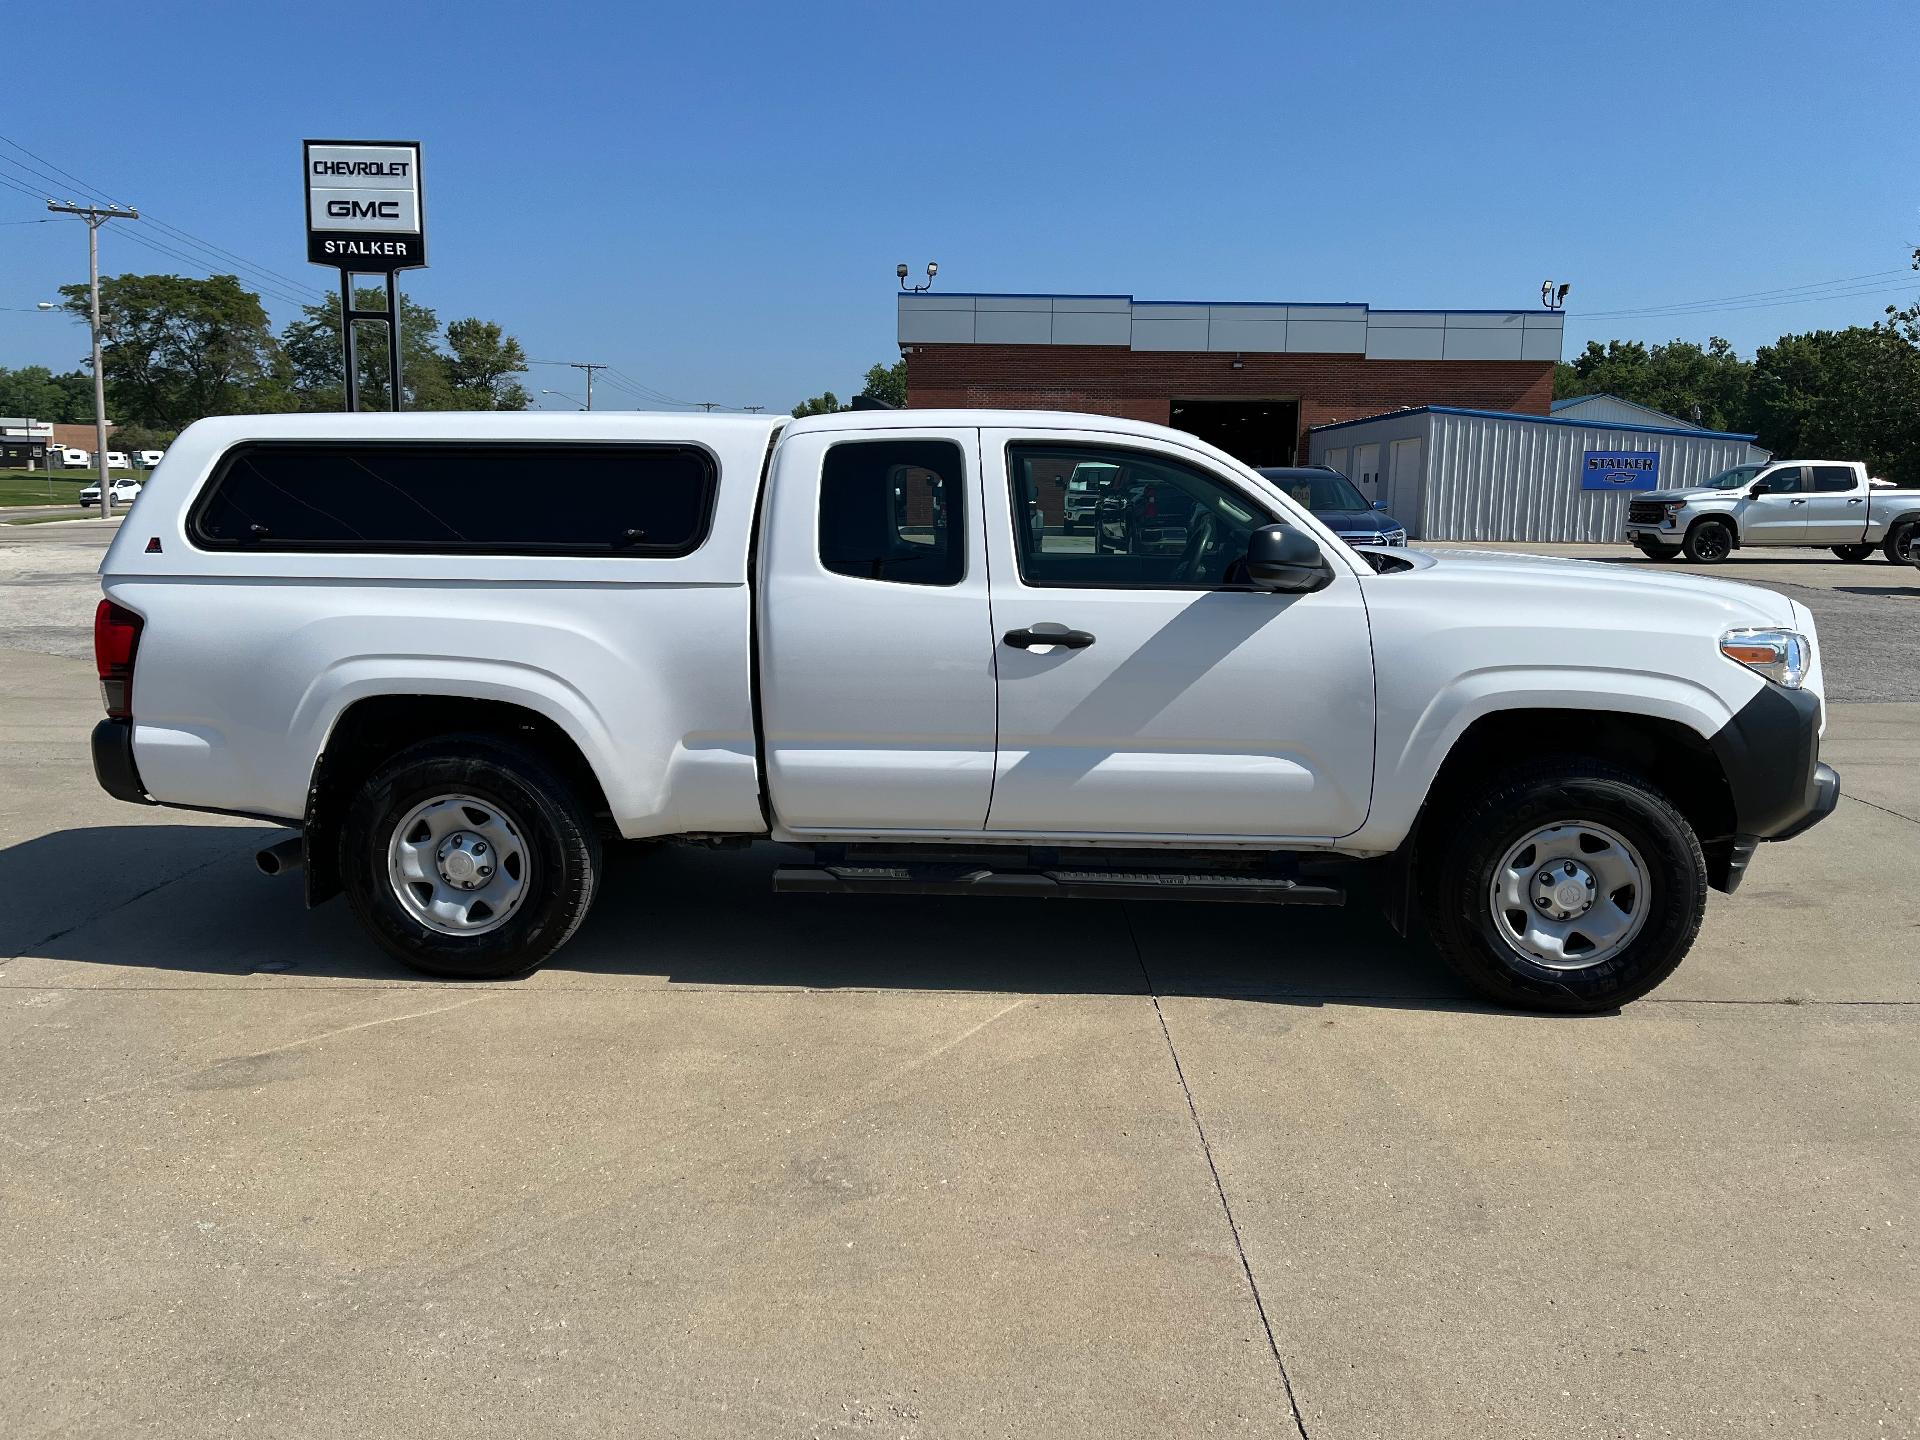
1416;758;1707;1013
1633;538;1680;561
1682;519;1734;563
1885;523;1916;566
1830;544;1874;562
340;735;601;979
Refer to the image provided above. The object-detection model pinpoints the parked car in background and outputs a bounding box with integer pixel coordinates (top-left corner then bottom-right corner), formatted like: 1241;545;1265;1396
104;451;130;471
59;448;91;469
1258;466;1409;547
1061;460;1116;532
90;409;1838;1013
79;478;142;508
134;450;166;469
1625;460;1920;564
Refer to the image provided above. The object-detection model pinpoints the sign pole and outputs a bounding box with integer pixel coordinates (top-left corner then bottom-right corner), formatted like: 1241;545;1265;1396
339;269;359;413
386;271;403;411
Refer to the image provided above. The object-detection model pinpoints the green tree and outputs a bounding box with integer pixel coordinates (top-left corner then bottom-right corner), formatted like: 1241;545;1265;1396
791;390;842;418
861;356;907;407
59;273;283;430
107;422;177;453
442;318;530;410
791;356;908;417
1749;327;1920;485
0;366;93;423
281;288;454;411
1554;336;1751;432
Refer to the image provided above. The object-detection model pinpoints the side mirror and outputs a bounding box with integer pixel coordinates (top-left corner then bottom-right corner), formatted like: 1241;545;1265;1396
1750;477;1780;496
1244;524;1334;593
1371;499;1389;511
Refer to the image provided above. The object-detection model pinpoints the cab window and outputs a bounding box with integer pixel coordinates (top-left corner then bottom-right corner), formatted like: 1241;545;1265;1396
817;439;965;586
1007;443;1272;589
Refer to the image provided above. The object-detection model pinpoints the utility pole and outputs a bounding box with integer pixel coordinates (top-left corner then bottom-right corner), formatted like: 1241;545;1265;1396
697;401;719;412
566;362;606;411
48;201;138;519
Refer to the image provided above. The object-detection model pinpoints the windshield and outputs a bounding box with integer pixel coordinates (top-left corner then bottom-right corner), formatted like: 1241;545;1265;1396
1274;471;1370;512
1702;464;1765;491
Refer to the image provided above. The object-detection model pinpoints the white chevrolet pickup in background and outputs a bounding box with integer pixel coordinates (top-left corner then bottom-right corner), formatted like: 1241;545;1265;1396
1624;458;1920;564
91;411;1838;1011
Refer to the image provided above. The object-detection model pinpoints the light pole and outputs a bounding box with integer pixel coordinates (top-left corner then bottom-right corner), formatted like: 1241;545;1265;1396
48;201;138;519
540;389;588;411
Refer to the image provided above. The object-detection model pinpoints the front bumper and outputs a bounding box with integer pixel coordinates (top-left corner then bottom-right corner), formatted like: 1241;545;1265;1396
91;717;155;806
1706;683;1838;890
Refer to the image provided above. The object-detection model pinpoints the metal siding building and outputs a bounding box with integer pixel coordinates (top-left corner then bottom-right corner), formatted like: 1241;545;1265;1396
1308;407;1771;543
1548;393;1704;429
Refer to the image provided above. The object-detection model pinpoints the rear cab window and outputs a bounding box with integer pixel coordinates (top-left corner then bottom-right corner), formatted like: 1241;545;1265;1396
189;442;717;555
816;439;966;586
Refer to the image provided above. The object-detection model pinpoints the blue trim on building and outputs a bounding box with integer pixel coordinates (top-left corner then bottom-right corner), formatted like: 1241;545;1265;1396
1309;405;1757;442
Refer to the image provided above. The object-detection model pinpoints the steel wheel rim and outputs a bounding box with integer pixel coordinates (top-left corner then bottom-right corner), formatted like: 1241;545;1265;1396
1488;819;1651;970
387;793;532;937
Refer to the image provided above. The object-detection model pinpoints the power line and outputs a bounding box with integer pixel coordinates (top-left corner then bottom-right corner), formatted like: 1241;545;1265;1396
1580;268;1916;320
0;135;328;305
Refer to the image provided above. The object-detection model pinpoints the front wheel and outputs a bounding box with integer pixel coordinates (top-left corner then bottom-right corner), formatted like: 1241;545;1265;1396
1831;544;1874;562
1417;759;1707;1012
341;735;602;979
1683;520;1734;563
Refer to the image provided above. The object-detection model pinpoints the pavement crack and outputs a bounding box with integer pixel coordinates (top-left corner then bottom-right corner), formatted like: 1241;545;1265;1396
1123;903;1311;1440
1840;790;1920;827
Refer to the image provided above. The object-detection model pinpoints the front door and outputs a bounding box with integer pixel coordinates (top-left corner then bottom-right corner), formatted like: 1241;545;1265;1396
1801;464;1867;543
757;426;996;832
981;430;1376;840
1740;464;1809;543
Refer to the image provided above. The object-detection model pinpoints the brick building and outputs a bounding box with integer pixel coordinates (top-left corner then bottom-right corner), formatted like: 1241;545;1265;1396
899;293;1562;468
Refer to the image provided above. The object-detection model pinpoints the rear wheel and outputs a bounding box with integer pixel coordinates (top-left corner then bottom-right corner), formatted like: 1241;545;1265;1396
1683;519;1734;563
1885;523;1916;566
341;735;601;979
1633;538;1680;561
1831;544;1874;562
1417;759;1707;1012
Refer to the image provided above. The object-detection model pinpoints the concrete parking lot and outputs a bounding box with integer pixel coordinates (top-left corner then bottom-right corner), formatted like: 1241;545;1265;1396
2;523;1915;1438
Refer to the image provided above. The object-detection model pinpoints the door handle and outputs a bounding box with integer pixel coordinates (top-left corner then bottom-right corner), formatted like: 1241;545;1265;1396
1004;627;1095;650
1847;497;1864;504
1789;498;1806;505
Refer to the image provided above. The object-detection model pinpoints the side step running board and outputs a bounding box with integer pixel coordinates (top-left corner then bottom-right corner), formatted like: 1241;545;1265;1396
773;863;1345;906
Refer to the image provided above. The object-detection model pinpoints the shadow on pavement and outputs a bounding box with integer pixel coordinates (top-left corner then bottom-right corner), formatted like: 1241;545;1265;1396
1;823;1503;1013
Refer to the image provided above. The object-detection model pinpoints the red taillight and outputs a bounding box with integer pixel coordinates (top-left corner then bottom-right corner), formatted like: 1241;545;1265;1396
93;599;143;719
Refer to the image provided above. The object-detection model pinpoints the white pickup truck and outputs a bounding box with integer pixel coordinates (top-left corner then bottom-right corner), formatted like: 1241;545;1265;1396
1624;459;1920;564
90;411;1839;1011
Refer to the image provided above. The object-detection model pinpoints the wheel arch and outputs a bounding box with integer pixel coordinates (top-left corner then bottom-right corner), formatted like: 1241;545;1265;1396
1684;511;1740;550
1375;704;1744;937
303;691;616;906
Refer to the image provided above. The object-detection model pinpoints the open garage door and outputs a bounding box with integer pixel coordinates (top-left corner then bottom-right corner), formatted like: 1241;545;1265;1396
1168;400;1299;467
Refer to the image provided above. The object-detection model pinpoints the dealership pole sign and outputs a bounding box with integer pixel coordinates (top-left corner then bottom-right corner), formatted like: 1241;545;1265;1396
1581;450;1661;491
303;140;426;412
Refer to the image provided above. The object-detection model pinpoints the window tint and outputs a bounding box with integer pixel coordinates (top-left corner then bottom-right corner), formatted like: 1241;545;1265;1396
1811;465;1857;493
1759;465;1808;494
817;439;965;586
1008;444;1272;589
192;442;715;554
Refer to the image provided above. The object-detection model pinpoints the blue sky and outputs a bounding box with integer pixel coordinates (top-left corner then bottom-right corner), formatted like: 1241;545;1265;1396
2;0;1915;412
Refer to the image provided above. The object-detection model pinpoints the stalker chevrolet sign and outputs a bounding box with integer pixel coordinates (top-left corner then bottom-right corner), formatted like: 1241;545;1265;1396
1580;449;1661;491
302;140;425;270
